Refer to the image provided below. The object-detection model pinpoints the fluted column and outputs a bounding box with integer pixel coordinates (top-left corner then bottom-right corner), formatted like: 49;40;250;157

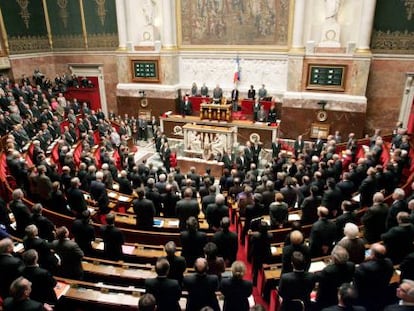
290;0;306;51
161;0;177;48
356;0;377;52
115;0;127;50
124;0;135;50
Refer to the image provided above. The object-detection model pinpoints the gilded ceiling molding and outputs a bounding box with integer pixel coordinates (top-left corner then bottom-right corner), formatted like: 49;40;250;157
95;0;107;26
8;35;50;53
16;0;30;29
402;0;414;20
57;0;69;28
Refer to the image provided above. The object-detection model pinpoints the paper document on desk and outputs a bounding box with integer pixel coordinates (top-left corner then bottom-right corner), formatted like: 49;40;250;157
122;245;135;255
108;192;117;198
167;220;179;227
118;195;130;202
95;241;104;250
309;261;327;273
248;295;255;307
288;214;301;221
271;246;278;256
352;194;360;203
13;243;24;253
54;281;70;299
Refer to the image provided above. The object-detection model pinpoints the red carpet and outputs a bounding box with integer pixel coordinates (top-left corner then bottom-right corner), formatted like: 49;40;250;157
230;222;270;310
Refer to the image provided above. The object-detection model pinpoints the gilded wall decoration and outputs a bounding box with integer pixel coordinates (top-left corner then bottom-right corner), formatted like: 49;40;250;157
57;0;69;28
371;30;414;53
16;0;30;29
179;0;290;46
402;0;414;20
8;35;49;53
53;34;84;50
88;33;118;49
95;0;107;26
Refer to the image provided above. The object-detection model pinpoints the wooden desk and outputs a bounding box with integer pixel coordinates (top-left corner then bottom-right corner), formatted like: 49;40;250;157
200;103;232;122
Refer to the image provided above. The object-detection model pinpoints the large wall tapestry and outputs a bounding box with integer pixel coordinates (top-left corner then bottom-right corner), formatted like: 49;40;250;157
179;0;290;46
371;0;414;53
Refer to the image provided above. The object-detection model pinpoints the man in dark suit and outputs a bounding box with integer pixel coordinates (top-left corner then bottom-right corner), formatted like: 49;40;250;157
180;217;207;267
3;277;52;311
164;241;186;285
213;217;238;266
322;178;343;218
161;184;180;217
206;194;229;231
336;172;355;201
386;188;409;230
90;171;110;216
176;188;199;230
145;257;181;311
30;203;55;242
9;188;33;237
20;249;57;305
117;170;133;195
278;251;316;311
281;230;311;275
183;257;220;311
71;210;95;256
247;85;256;99
212;84;223;104
66;177;87;217
310;206;337;257
335;201;357;240
384;279;414;311
361;192;389;244
272;138;282;158
321;283;366;311
354;243;394;311
101;213;125;261
381;212;414;264
312;135;325;156
300;185;321;225
358;167;377;208
0;238;23;298
181;95;193;116
51;226;84;280
315;246;355;310
400;251;414;282
221;150;234;170
294;135;305;158
231;87;239;111
133;189;156;230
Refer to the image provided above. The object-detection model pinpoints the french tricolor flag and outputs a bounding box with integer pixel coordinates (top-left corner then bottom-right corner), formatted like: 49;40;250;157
233;56;240;83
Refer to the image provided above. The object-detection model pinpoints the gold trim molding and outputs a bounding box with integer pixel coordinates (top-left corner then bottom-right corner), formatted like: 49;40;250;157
16;0;30;29
8;35;50;54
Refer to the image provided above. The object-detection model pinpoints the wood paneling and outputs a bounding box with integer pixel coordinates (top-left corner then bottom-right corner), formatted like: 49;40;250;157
117;96;178;119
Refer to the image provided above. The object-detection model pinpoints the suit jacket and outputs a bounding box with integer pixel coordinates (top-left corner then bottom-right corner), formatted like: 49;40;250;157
161;192;180;217
272;142;281;158
183;273;220;311
294;139;305;156
335;212;357;240
21;265;57;304
322;187;343;217
133;198;155;230
118;177;133;195
315;262;355;309
180;230;207;267
66;187;87;215
9;199;32;237
72;219;95;255
358;175;377;208
301;195;321;225
51;239;84;280
101;224;125;261
354;258;394;310
175;198;199;230
166;254;187;285
400;251;414;281
3;298;43;311
247;88;256;99
386;199;409;230
231;89;239;101
206;203;229;229
381;224;414;264
361;202;389;244
281;243;311;274
0;254;23;297
23;236;57;272
145;276;181;311
310;218;337;257
278;270;316;311
90;180;110;214
213;229;238;265
220;277;253;311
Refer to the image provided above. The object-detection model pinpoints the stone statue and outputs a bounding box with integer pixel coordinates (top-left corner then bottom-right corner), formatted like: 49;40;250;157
324;0;341;23
143;0;156;26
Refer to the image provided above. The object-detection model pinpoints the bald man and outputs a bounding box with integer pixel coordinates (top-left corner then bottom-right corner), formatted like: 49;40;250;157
183;258;219;311
354;243;394;311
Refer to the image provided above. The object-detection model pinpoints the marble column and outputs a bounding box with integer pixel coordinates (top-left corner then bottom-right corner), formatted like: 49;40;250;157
291;0;306;51
356;0;377;52
124;0;135;50
161;0;177;48
115;0;127;50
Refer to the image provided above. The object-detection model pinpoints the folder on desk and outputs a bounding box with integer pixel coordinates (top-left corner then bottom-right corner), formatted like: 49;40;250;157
122;245;135;255
153;219;164;228
13;243;24;253
95;241;104;250
108;192;117;198
54;281;70;299
167;220;179;227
